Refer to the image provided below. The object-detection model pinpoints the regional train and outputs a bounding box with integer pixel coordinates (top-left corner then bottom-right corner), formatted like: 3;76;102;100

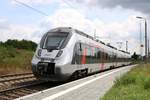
31;27;131;81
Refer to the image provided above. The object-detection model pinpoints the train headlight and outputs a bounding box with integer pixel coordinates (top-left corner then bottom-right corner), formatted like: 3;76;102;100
37;49;42;57
56;50;63;57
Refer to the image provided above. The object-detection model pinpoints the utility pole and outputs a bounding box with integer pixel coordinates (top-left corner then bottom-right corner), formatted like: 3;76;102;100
126;41;128;52
148;39;149;58
136;16;148;62
145;20;148;59
139;22;142;56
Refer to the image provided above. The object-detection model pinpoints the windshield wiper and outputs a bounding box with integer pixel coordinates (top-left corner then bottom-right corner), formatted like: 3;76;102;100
47;46;58;52
57;39;65;49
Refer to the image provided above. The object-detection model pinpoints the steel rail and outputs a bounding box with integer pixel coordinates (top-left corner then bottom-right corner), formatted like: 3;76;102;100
0;75;35;83
0;80;46;99
0;73;33;78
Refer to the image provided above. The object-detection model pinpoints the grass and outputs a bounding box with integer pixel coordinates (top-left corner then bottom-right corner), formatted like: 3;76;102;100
0;46;34;75
101;64;150;100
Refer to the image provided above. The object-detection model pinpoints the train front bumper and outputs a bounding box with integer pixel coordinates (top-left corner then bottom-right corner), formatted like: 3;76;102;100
31;62;71;81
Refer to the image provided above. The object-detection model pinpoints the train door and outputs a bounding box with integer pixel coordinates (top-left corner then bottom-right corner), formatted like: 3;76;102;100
78;43;82;64
100;49;105;71
71;42;82;64
114;53;117;67
111;52;115;67
81;44;87;65
78;43;89;69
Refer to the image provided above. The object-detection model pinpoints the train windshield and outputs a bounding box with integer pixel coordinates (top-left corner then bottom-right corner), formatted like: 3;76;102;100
43;32;68;50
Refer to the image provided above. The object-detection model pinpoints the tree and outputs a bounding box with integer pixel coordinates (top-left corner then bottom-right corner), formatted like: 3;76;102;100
1;39;37;51
131;52;139;60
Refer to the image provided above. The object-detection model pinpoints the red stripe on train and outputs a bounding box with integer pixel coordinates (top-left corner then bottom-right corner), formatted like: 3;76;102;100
81;48;87;64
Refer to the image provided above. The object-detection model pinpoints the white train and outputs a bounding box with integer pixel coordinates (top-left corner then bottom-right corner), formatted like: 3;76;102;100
31;27;131;81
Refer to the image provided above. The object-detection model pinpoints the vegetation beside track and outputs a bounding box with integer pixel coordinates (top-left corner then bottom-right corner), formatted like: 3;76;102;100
0;39;37;75
101;64;150;100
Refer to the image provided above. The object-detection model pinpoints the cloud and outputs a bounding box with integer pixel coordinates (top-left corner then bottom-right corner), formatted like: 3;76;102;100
39;8;141;54
92;0;150;15
92;15;142;54
3;1;145;54
41;9;95;35
0;18;40;42
68;0;150;15
11;0;150;16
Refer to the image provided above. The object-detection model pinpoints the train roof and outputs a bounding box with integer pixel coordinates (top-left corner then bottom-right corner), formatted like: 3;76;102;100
48;27;130;55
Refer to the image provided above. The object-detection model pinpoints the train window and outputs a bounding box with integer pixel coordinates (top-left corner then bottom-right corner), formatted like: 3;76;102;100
71;43;82;64
43;32;68;50
46;36;65;46
105;53;108;62
90;47;95;63
79;43;82;51
87;45;92;64
77;43;82;64
109;52;114;62
40;34;47;48
71;43;77;64
113;53;117;62
108;53;111;62
95;48;98;63
97;48;100;63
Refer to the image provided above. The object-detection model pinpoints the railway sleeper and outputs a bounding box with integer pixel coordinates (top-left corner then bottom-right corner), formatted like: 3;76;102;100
0;95;12;100
6;93;19;98
13;91;26;96
1;94;14;99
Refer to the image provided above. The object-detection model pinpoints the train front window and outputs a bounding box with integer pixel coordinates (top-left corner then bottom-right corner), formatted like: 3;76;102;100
43;32;68;50
46;36;65;47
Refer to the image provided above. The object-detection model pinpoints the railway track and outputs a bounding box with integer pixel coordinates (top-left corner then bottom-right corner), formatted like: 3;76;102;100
0;79;62;100
0;73;62;100
0;73;36;91
0;65;131;100
0;80;47;100
0;73;37;100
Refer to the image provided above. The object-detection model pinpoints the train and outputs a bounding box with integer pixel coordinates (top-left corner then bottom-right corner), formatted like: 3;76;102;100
31;27;131;81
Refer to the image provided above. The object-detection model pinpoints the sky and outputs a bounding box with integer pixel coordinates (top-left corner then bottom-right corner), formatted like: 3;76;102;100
0;0;150;55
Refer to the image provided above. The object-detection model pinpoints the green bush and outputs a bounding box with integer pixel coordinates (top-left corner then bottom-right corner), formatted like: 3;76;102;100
7;47;17;58
102;64;150;100
114;74;136;87
144;77;150;90
0;46;17;58
0;47;6;63
0;39;37;51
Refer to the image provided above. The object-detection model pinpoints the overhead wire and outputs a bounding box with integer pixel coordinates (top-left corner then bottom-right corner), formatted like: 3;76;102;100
62;0;77;9
13;0;49;16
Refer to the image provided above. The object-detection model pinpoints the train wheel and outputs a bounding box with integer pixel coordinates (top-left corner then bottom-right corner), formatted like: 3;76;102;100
82;69;88;77
70;69;88;81
69;71;79;81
